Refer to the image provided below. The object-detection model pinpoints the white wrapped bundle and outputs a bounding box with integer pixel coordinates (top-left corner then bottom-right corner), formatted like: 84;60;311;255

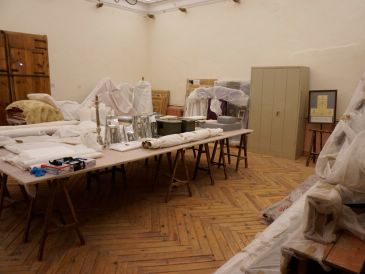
142;128;223;149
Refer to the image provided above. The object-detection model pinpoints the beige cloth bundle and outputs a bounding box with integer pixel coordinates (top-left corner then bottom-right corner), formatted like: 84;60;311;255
303;183;342;243
304;182;365;243
142;128;223;149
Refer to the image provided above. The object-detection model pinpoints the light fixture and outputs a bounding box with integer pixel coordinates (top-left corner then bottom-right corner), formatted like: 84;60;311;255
124;0;138;5
113;0;138;5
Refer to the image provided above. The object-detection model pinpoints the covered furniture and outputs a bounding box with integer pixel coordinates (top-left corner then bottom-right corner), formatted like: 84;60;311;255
5;99;63;125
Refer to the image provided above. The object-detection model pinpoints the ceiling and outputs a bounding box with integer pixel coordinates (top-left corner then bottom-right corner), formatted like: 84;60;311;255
92;0;229;15
138;0;165;3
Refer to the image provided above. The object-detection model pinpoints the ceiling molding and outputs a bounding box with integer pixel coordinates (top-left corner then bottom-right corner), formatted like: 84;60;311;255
86;0;230;15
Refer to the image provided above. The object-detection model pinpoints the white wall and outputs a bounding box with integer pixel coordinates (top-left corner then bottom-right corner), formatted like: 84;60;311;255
146;0;365;115
0;0;148;102
1;0;365;115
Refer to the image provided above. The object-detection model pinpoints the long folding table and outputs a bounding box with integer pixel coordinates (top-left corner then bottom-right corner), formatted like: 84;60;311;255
0;128;252;260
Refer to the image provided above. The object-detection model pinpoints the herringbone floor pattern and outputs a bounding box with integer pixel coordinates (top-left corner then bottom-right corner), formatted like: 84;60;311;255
0;149;313;274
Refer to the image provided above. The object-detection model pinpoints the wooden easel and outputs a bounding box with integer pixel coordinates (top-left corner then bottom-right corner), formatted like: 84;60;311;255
306;123;334;166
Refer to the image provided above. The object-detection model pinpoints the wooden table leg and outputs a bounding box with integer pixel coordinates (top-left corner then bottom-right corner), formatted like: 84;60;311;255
112;165;127;189
312;130;317;163
0;174;8;219
112;166;116;187
219;139;228;179
38;181;58;260
153;154;163;190
181;150;192;197
193;144;203;180
61;181;85;246
167;152;173;174
225;138;231;164
121;164;127;190
38;179;85;261
191;146;196;158
165;150;180;203
204;143;214;185
306;130;316;166
235;134;249;171
243;134;248;168
211;141;218;163
23;184;38;243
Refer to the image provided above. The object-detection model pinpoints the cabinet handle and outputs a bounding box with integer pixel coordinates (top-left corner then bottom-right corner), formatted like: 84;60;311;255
276;111;280;116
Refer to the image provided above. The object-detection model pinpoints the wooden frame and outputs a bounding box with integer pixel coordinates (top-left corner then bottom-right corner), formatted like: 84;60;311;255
308;90;337;124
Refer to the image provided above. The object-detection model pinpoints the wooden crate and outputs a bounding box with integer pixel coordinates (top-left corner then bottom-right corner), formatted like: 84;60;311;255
152;89;170;115
186;79;217;98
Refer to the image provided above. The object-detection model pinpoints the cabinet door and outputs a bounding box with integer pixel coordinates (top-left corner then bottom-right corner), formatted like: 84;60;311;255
269;69;287;156
0;75;11;125
248;68;265;153
10;48;49;75
258;69;276;154
12;76;50;100
282;68;301;159
0;32;7;73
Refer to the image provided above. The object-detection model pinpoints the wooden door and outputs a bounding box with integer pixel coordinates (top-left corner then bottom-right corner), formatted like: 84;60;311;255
0;76;10;125
0;31;51;124
12;76;50;100
0;32;7;73
7;31;50;97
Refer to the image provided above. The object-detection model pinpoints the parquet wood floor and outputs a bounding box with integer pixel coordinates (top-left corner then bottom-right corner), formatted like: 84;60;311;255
0;149;313;274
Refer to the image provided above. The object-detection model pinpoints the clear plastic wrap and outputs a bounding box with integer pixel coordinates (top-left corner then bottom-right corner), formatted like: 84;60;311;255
185;86;249;117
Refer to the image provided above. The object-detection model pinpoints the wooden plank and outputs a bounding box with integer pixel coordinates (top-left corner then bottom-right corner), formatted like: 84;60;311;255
325;232;365;274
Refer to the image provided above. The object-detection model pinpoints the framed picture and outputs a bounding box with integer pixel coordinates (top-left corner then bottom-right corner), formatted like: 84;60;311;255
308;90;337;123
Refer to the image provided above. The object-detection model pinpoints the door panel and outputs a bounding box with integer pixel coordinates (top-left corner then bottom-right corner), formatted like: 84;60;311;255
0;33;7;73
7;32;47;50
283;69;300;159
248;68;264;153
269;69;287;156
13;76;50;101
10;48;49;75
259;69;275;154
0;75;10;125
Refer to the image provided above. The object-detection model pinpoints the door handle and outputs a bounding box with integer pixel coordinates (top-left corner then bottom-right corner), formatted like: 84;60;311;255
275;111;280;117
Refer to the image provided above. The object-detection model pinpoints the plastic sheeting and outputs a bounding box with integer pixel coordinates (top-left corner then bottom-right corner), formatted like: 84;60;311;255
81;78;135;116
304;183;365;243
23;78;153;121
133;80;153;114
216;73;365;274
311;73;365;242
316;73;365;193
185;85;249;117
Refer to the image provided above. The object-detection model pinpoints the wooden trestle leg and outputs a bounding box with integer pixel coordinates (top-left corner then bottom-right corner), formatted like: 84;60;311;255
38;179;85;261
0;173;8;219
219;139;228;179
193;144;215;185
165;149;192;203
236;134;248;171
23;184;39;243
